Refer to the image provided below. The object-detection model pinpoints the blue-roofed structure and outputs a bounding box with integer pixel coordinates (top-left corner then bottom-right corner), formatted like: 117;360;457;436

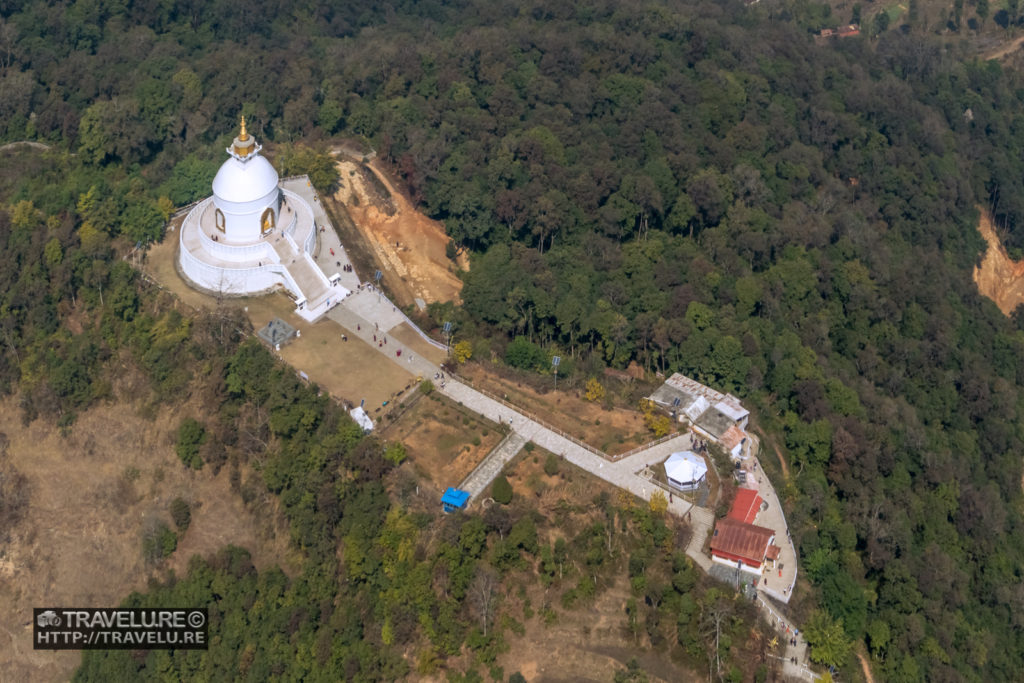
441;488;470;513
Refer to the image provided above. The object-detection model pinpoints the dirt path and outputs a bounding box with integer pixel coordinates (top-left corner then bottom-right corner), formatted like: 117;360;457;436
973;209;1024;315
858;651;876;683
982;34;1024;61
0;140;51;153
332;153;466;307
747;414;790;479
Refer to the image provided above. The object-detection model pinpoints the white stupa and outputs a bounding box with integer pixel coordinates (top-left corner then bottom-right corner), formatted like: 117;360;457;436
177;118;348;321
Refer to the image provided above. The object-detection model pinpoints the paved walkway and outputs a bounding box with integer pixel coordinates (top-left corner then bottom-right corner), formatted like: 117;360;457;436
734;439;798;604
295;248;808;673
760;595;818;681
614;432;694;472
322;293;726;569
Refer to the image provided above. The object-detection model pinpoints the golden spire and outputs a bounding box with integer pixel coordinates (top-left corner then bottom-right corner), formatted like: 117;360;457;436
239;116;249;142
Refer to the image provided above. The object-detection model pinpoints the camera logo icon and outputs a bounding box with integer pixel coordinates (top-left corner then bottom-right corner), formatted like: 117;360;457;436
37;610;61;628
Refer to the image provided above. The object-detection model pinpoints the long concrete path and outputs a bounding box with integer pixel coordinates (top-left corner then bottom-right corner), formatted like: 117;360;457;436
294;240;816;678
324;286;721;567
268;176;811;679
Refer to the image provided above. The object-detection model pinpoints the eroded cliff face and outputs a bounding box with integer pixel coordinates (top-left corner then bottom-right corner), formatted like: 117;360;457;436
974;211;1024;316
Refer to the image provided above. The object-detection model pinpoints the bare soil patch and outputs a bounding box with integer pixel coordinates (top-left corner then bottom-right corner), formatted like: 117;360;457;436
459;363;660;455
974;210;1024;315
383;392;504;489
333;155;466;307
0;396;293;683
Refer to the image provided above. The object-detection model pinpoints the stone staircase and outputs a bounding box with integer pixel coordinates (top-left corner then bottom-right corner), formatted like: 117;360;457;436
271;236;329;304
460;432;528;500
684;505;715;570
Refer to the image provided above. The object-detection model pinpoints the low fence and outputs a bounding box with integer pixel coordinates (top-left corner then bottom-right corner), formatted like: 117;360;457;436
448;378;608;460
361;283;448;352
610;430;684;462
757;596;820;681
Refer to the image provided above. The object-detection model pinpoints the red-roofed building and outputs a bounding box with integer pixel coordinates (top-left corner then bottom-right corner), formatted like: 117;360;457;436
710;518;780;576
728;488;763;525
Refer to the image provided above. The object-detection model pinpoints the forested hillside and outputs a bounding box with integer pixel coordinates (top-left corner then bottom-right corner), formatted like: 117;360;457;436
3;0;1024;680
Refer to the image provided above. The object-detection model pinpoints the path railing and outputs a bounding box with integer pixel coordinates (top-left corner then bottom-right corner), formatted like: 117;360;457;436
361;283;448;352
757;596;820;681
450;379;609;460
609;430;685;462
446;375;712;466
458;431;524;496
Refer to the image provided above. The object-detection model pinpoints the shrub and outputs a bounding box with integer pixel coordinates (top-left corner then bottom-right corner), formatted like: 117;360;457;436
543;453;560;476
175;418;206;469
584;378;606;402
384;442;407;465
142;521;177;563
453;340;473;364
649;490;668;515
170;497;191;531
492;475;513;505
505;336;545;370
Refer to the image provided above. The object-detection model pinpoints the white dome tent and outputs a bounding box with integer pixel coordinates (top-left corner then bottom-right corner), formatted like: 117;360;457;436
663;450;708;491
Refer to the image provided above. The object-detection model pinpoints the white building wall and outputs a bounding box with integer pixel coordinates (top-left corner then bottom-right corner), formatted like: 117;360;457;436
213;188;281;241
711;554;763;576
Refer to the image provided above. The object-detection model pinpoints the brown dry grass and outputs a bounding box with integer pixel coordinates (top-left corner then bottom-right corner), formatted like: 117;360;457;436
493;453;696;682
383;393;504;489
144;238;420;412
0;395;294;683
459;363;656;455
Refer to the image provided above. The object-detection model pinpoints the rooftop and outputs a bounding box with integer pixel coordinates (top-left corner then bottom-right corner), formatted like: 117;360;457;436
720;424;747;451
728;488;763;525
695;407;735;440
441;488;470;509
256;317;296;347
710;517;775;564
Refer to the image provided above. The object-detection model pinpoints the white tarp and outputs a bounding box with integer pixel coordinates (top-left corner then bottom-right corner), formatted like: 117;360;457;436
350;406;374;433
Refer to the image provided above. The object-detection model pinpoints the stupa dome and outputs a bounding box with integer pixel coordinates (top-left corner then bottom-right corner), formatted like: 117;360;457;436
212;117;279;204
212;154;279;204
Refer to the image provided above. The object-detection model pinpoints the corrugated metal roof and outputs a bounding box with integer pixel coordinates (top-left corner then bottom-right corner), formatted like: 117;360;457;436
728;488;763;524
710;518;775;564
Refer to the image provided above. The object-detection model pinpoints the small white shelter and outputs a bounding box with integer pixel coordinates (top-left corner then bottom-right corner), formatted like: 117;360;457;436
664;450;708;491
350;406;374;433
